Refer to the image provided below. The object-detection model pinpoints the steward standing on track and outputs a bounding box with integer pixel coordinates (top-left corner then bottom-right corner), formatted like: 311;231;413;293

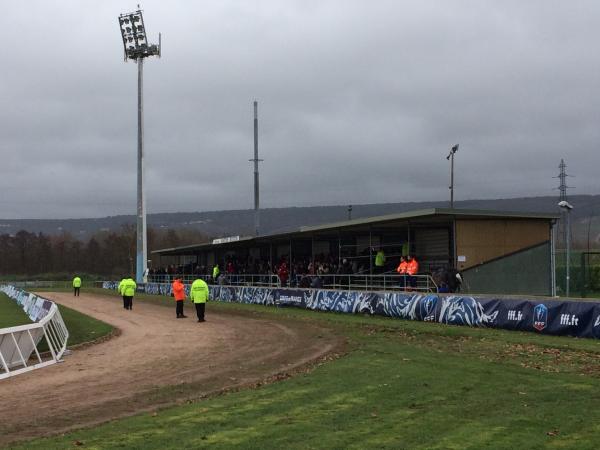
172;278;187;318
118;277;127;309
72;276;82;297
121;277;137;311
190;277;209;322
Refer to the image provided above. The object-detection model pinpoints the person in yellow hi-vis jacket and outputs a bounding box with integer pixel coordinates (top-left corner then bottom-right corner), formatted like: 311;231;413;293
118;277;127;309
190;277;209;322
72;276;82;297
121;277;137;311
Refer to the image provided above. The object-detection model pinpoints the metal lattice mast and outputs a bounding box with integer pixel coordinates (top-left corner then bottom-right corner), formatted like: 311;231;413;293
556;159;572;202
554;159;574;260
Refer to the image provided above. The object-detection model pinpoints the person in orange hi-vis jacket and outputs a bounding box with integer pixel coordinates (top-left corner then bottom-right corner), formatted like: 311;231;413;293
396;256;408;274
406;255;420;289
172;278;187;318
396;256;408;289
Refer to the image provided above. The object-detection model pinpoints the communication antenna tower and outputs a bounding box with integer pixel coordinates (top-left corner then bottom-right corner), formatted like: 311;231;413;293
553;159;574;251
554;159;573;201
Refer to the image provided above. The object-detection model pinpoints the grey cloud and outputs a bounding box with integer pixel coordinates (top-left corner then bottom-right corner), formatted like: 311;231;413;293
0;0;598;218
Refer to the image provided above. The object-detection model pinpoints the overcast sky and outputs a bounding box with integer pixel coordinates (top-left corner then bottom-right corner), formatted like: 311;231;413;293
1;0;598;219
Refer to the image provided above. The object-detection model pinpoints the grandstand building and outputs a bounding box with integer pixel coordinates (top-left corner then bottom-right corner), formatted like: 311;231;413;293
152;208;559;296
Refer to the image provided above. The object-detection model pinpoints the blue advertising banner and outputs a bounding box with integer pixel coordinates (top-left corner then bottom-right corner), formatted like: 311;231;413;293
103;282;600;340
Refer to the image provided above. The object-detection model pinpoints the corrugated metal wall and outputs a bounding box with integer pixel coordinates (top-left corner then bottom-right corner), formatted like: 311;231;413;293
414;228;450;270
461;242;551;296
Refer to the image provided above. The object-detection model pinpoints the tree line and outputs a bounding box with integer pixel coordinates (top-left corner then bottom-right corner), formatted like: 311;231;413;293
0;226;208;277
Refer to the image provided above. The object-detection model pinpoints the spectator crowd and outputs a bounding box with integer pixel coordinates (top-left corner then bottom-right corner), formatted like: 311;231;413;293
147;248;444;291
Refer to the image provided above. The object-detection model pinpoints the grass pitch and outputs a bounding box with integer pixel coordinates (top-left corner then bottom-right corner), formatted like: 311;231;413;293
9;289;600;449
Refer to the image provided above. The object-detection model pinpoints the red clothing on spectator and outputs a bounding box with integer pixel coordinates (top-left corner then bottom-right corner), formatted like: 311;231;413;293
278;263;289;284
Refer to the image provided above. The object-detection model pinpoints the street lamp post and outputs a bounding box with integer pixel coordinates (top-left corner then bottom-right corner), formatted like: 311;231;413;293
446;144;459;208
558;200;573;297
118;9;161;283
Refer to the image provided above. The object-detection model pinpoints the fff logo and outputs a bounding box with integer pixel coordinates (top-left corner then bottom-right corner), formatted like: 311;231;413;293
533;304;548;331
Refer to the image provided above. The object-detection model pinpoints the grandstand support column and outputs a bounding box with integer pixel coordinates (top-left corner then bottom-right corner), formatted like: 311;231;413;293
369;227;373;274
407;221;411;255
338;230;341;267
452;219;457;269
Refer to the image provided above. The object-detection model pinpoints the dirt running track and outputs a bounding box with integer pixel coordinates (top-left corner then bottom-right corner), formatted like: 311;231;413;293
0;292;341;447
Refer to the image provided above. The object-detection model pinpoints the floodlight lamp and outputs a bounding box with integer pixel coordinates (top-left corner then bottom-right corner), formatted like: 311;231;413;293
446;143;459;160
558;200;573;210
118;9;161;61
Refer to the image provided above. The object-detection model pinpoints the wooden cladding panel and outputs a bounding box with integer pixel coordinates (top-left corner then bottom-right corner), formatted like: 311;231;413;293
455;219;549;270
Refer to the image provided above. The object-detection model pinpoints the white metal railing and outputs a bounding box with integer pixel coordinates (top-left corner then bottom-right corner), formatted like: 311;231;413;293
9;280;72;289
147;273;280;286
147;273;438;292
0;286;69;380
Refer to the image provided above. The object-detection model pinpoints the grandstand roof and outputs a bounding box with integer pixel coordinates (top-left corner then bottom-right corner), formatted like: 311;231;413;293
153;208;559;256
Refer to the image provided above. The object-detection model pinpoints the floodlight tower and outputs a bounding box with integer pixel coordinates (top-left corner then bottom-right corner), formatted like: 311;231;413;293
118;9;161;283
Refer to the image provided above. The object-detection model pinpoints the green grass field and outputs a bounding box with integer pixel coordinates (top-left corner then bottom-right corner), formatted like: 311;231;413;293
0;292;113;347
8;288;600;450
0;293;31;328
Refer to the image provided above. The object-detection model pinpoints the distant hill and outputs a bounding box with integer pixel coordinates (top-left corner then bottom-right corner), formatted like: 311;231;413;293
1;195;600;246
